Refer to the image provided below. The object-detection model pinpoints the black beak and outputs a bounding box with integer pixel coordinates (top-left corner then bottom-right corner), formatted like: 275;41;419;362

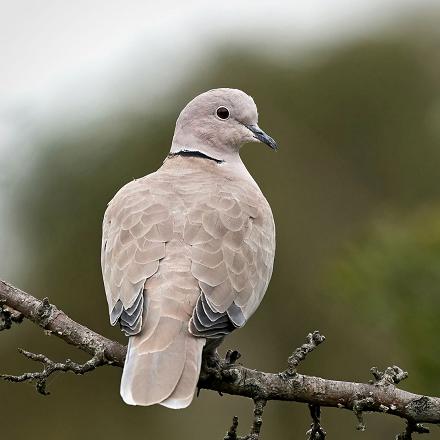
246;124;278;150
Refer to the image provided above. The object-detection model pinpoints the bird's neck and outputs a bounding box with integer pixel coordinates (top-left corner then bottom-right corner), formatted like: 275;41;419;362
167;149;224;164
168;142;260;190
170;140;239;164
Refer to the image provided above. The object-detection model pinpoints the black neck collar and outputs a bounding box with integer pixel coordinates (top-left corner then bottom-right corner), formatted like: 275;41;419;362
168;150;224;164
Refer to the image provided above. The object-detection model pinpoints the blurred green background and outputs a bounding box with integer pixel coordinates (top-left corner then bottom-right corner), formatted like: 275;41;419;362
1;2;440;439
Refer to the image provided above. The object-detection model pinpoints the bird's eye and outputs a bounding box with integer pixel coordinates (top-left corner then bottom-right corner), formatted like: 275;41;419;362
216;106;230;120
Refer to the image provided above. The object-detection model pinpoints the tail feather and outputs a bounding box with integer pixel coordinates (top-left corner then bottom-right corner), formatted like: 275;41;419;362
160;336;205;409
120;319;205;407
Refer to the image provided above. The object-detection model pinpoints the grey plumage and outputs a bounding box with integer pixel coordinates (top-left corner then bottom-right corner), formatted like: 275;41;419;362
101;88;276;408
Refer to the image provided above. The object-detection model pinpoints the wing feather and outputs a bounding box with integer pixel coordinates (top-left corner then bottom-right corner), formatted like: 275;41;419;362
186;183;275;336
101;176;172;335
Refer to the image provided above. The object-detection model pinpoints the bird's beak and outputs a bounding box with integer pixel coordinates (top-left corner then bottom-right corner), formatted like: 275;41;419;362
245;124;278;150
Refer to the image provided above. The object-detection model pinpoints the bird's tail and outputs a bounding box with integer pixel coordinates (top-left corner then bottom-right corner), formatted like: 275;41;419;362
120;314;205;408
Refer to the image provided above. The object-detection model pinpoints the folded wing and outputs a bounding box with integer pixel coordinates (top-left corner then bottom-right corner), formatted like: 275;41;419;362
101;177;173;335
185;185;275;337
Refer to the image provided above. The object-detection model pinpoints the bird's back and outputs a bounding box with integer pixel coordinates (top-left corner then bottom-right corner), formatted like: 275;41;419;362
101;154;275;407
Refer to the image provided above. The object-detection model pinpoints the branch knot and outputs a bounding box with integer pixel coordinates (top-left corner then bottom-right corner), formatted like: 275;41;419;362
370;366;408;386
37;297;54;328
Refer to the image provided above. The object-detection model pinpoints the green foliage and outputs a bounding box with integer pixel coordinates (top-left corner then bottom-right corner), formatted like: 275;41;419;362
328;208;440;392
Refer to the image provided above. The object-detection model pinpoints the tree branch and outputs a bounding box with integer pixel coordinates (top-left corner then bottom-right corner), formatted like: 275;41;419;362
0;280;125;364
1;279;439;438
1;348;108;395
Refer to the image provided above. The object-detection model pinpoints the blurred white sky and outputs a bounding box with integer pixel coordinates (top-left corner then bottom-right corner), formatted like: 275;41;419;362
1;0;439;137
0;0;439;277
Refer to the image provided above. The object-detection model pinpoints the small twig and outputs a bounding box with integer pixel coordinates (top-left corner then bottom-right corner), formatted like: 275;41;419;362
0;303;23;331
307;404;327;439
396;420;430;439
1;348;108;395
0;304;12;331
353;397;375;431
225;349;241;365
224;416;239;440
286;330;325;375
248;399;266;440
223;400;267;440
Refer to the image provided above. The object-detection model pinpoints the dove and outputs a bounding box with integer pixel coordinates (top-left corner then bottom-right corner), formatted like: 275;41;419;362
101;88;277;408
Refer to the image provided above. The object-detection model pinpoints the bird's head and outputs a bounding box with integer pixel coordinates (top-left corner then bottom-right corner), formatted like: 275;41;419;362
170;88;277;162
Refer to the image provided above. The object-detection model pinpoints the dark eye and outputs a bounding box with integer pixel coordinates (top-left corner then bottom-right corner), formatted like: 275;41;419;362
216;106;230;120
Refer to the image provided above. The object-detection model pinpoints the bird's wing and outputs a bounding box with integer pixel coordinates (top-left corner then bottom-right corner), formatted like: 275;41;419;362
186;183;275;338
101;176;173;335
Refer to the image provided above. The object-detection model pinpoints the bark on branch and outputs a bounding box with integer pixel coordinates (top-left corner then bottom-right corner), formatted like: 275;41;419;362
1;279;439;439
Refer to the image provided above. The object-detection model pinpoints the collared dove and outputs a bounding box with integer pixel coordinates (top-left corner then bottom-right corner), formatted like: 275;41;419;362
101;88;277;408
